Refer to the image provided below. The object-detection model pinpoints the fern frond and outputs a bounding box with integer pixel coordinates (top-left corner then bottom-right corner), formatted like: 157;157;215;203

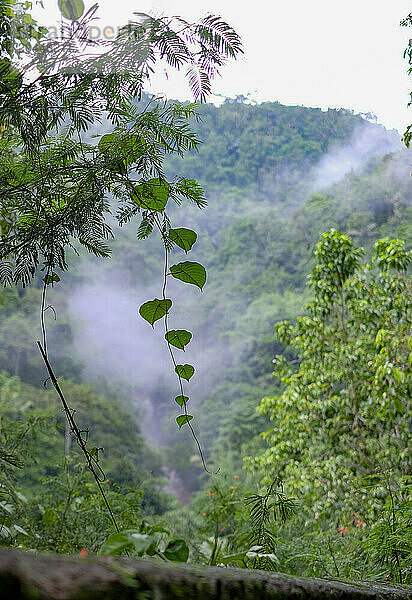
196;15;243;59
244;477;296;571
0;449;24;468
0;261;13;286
137;213;155;239
185;65;211;103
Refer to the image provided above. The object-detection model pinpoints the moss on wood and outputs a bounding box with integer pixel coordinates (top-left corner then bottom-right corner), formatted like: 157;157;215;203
0;549;410;600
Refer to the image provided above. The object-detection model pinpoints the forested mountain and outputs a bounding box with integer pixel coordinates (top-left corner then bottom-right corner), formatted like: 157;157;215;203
1;98;410;480
165;99;399;188
1;98;410;575
76;101;410;475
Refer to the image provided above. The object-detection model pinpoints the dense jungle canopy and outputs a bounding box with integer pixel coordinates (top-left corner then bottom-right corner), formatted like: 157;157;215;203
0;0;410;587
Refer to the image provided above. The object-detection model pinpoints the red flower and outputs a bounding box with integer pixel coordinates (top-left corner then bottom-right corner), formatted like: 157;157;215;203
338;526;349;536
79;548;88;557
202;512;207;516
355;519;365;527
233;475;239;479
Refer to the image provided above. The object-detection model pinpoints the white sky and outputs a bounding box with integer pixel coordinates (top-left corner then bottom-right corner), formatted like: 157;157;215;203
32;0;412;133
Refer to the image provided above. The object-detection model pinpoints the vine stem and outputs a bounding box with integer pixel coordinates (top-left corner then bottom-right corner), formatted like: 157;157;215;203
155;217;212;473
38;279;126;551
40;268;50;355
36;340;122;537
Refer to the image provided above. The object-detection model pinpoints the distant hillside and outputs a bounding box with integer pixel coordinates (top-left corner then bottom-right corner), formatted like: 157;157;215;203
1;99;410;497
164;99;400;188
66;100;411;488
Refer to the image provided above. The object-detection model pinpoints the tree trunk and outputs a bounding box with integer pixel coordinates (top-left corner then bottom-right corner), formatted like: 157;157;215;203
0;549;411;600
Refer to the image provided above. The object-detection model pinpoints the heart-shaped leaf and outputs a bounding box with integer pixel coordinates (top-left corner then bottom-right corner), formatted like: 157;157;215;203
165;329;192;350
133;178;169;212
139;299;172;327
169;228;197;253
175;395;189;407
99;133;146;166
164;538;189;562
175;364;195;381
58;0;85;20
176;414;193;429
170;261;206;290
129;533;155;555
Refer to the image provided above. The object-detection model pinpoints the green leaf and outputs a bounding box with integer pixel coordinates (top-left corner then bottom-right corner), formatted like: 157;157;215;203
139;299;172;327
175;364;195;381
165;329;192;350
175;395;189;407
164;538;189;562
99;530;155;556
129;533;155;555
57;0;85;20
218;552;248;566
149;524;170;535
169;228;197;253
170;262;206;289
133;178;170;212
98;530;135;555
176;414;194;429
13;524;28;536
0;59;22;93
0;502;13;515
98;133;146;166
14;491;28;504
98;133;116;152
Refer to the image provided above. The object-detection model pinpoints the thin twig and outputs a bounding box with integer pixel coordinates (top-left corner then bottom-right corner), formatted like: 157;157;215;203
36;340;124;540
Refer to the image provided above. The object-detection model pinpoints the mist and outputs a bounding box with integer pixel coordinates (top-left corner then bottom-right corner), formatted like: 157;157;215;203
312;121;401;190
66;253;226;448
63;110;410;473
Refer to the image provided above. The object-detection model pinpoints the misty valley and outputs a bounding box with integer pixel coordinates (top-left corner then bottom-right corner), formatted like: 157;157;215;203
0;4;411;594
1;97;411;582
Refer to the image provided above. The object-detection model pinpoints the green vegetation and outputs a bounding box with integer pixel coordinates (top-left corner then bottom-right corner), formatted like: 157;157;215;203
0;0;411;589
246;231;411;582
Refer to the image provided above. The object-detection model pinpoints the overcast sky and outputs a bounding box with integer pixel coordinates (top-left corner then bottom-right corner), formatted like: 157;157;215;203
32;0;412;133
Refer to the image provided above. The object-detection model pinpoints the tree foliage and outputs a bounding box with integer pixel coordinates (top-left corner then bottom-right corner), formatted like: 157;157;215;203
247;230;411;582
0;3;242;286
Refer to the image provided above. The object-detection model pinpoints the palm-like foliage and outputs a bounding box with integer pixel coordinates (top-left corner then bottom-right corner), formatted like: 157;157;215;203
0;101;207;285
0;4;242;286
245;477;297;570
364;476;411;584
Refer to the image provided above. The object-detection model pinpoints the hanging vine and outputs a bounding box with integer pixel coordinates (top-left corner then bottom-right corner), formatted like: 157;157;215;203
0;2;242;534
139;212;209;470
